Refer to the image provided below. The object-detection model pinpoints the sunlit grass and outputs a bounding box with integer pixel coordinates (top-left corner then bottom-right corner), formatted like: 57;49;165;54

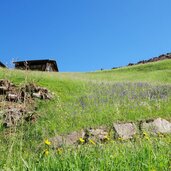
0;60;171;170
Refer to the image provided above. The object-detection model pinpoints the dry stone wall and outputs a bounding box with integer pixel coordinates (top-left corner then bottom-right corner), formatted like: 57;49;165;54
49;118;171;148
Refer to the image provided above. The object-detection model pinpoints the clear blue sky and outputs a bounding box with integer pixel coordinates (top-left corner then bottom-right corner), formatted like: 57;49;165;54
0;0;171;72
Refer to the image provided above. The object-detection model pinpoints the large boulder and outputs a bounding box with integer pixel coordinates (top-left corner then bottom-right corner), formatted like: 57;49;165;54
113;122;137;140
141;118;171;135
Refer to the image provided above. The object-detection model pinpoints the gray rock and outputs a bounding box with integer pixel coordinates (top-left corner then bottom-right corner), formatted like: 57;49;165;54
141;118;171;134
64;131;85;145
86;127;109;142
113;123;137;140
50;130;85;147
49;135;64;148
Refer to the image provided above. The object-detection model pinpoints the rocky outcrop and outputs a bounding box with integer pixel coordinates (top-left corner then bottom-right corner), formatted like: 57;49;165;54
112;52;171;69
128;53;171;67
136;53;171;65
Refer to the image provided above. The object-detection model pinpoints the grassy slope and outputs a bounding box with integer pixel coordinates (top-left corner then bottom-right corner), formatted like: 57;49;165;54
0;60;171;170
85;59;171;83
1;60;170;132
1;59;171;83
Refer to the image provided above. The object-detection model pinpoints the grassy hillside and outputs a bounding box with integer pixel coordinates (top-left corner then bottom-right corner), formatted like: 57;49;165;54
85;59;171;83
0;60;171;170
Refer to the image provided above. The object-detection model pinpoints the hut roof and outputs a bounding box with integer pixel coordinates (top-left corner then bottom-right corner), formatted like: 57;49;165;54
0;61;6;68
13;59;58;71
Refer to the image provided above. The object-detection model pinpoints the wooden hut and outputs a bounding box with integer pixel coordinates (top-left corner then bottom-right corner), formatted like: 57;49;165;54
0;61;6;68
13;59;59;72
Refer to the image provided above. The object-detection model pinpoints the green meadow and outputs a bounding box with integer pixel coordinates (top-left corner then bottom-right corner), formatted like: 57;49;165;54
0;60;171;170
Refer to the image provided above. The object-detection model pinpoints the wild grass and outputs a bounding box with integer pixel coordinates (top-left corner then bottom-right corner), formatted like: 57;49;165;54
2;135;171;171
0;60;171;170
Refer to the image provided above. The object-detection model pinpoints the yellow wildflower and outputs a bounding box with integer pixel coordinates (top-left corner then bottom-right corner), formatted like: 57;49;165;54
89;139;96;145
44;149;49;156
79;138;85;143
44;139;51;145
